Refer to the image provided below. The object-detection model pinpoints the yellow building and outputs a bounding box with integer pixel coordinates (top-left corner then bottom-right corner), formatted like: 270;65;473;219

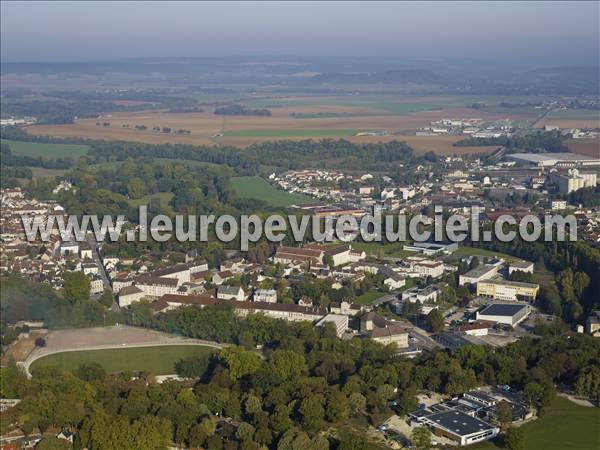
477;279;539;301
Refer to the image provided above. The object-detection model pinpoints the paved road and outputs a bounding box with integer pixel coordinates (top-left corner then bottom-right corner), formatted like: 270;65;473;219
408;326;441;351
86;233;111;290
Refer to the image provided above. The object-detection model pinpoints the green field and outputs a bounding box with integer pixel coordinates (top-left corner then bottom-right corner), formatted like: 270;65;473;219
30;345;215;376
468;397;600;450
231;176;313;207
544;109;600;120
242;95;549;116
127;191;174;213
223;129;360;138
355;291;387;305
1;139;90;157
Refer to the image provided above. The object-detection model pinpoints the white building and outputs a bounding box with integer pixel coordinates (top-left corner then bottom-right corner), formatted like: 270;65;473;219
135;276;180;298
59;242;79;257
254;288;277;303
459;264;499;286
508;260;535;275
118;286;146;307
549;169;597;194
383;273;406;290
81;263;99;275
88;275;104;295
411;260;444;278
402;284;443;304
111;277;134;294
217;285;245;301
315;314;349;337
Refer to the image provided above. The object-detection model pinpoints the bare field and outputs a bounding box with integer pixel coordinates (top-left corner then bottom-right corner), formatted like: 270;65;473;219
536;109;600;129
537;118;600;129
1;329;47;364
26;105;525;154
42;326;182;349
565;139;600;157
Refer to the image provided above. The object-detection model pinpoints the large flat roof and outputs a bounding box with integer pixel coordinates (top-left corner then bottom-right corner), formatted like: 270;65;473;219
424;410;496;437
479;303;528;317
480;278;539;289
463;264;498;278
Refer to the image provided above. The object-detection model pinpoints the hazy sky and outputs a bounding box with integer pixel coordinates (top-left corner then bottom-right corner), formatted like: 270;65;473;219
1;1;598;64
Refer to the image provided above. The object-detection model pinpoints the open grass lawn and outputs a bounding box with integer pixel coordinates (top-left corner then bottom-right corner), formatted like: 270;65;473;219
1;139;90;158
355;291;386;305
468;397;600;450
231;176;313;207
30;345;215;376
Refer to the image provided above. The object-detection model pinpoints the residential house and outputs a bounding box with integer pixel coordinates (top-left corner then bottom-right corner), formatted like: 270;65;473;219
217;285;245;301
254;288;277;303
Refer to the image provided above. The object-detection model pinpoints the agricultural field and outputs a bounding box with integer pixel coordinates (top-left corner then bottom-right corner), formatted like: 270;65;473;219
1;139;90;157
469;397;600;450
25;94;539;154
30;345;215;376
537;108;600;129
222;129;360;138
231;176;313;207
565;138;600;157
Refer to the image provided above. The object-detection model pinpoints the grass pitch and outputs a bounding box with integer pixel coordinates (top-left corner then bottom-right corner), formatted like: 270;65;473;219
468;397;600;450
30;345;215;376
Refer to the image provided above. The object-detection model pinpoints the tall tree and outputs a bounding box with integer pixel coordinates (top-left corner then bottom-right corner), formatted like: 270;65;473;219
63;271;91;303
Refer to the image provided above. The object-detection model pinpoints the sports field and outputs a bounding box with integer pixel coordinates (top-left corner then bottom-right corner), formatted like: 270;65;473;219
1;139;90;157
231;176;313;207
29;345;215;376
469;397;600;450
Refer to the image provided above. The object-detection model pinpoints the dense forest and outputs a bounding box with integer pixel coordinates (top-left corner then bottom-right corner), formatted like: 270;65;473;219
568;185;600;207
